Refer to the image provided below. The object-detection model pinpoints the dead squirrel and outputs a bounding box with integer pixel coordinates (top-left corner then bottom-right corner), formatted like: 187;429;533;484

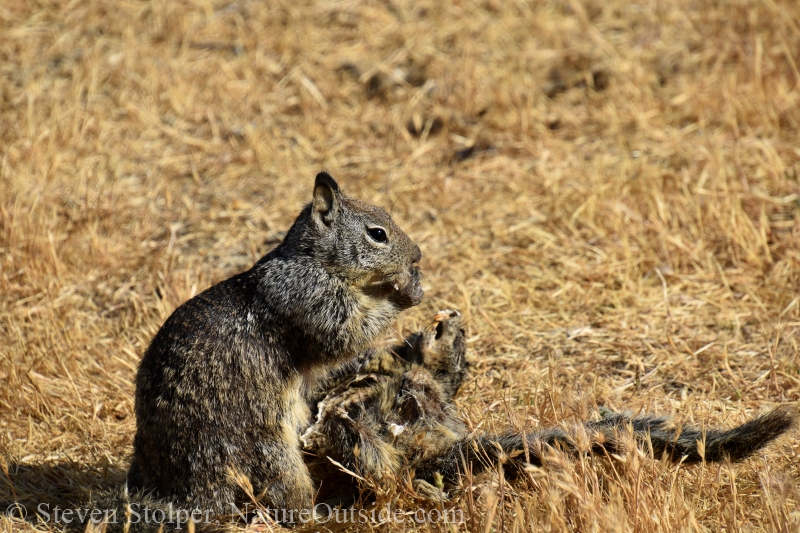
129;172;423;514
303;310;797;501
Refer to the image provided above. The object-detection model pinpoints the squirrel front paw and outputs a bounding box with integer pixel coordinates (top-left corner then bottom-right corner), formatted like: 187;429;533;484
391;265;424;308
412;478;450;501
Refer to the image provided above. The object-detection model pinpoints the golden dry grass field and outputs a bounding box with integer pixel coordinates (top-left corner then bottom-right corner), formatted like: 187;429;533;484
2;0;800;531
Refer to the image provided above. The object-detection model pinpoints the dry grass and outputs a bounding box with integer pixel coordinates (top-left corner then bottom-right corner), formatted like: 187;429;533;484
2;0;800;531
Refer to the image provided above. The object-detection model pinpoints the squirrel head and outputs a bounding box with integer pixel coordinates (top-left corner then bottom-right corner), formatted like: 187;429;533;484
284;172;424;309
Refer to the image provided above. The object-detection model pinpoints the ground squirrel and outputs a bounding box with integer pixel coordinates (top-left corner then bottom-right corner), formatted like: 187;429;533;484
128;172;423;513
303;310;796;501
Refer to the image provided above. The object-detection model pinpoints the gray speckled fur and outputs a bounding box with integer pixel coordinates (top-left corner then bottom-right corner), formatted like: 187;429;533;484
129;173;423;513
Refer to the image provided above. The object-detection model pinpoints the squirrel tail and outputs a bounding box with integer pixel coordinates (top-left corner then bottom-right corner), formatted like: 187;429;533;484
601;406;796;463
425;406;796;481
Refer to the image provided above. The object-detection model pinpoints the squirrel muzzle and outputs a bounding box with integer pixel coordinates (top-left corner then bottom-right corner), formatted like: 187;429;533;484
389;265;424;308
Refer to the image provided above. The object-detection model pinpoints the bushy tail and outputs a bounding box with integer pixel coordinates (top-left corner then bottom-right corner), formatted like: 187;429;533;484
420;407;796;481
588;406;796;463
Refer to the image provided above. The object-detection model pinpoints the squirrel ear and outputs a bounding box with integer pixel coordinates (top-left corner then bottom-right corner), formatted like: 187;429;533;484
312;172;340;226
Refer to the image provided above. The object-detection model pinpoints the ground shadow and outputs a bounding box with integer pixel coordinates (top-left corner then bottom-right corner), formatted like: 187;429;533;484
1;459;126;526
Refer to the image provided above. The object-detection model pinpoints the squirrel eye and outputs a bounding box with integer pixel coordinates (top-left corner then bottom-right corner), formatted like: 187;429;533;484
367;227;388;243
